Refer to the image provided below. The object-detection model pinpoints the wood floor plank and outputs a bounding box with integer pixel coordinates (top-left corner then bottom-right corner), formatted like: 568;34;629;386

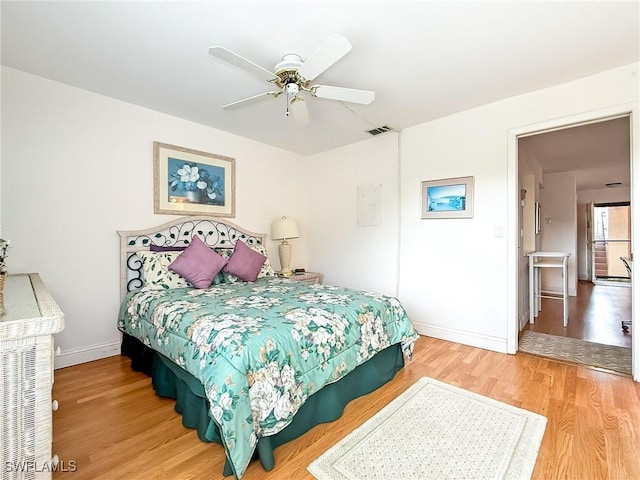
525;280;631;348
50;335;640;480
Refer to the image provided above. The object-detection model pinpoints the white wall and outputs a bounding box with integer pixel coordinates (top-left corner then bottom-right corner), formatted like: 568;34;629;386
3;62;638;367
396;63;638;353
517;149;543;328
578;186;631;204
399;109;510;351
539;172;577;295
521;175;537;253
577;203;589;280
1;67;308;368
306;133;400;296
0;61;2;236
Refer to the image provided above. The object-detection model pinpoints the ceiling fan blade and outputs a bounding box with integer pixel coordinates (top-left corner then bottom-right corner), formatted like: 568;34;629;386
208;46;278;83
297;33;352;81
222;91;280;110
289;96;310;127
312;85;375;105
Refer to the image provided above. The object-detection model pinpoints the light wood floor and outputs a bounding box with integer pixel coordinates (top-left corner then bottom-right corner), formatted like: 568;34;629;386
52;335;640;480
524;280;632;348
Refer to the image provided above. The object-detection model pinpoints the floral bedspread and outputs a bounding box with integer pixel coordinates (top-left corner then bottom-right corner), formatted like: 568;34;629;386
118;277;418;479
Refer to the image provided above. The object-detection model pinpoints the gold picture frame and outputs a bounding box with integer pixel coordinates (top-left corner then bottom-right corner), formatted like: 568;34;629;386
154;142;235;217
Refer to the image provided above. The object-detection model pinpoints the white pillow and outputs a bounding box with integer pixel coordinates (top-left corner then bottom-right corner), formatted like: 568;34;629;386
137;251;189;289
251;244;277;278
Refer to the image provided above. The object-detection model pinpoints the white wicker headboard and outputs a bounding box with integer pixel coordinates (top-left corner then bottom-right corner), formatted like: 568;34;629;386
117;216;267;300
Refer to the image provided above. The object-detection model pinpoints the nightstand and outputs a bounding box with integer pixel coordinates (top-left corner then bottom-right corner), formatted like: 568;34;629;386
288;272;323;284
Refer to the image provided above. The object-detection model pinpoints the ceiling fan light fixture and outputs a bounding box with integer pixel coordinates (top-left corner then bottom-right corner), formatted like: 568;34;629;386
289;96;310;127
286;83;300;96
274;54;303;74
209;34;375;127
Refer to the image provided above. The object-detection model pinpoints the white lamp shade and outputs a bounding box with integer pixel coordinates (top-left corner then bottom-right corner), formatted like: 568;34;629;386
271;216;299;240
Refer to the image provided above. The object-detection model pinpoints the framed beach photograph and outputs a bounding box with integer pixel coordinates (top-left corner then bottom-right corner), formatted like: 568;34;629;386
421;176;474;219
154;142;235;217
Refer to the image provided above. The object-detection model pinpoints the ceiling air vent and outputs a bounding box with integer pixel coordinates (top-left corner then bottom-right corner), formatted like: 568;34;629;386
366;125;394;136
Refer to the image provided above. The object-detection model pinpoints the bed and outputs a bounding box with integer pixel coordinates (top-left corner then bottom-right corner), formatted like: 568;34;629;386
117;216;418;479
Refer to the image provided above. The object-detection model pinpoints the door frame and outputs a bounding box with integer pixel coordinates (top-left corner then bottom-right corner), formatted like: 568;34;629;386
507;103;639;381
588;201;595;283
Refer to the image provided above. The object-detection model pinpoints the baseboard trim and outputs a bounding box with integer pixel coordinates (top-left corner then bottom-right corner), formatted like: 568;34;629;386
542;286;578;297
414;323;509;354
54;341;121;369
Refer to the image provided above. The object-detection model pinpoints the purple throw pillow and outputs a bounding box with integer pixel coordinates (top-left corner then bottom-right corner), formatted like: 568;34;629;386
224;240;267;282
169;236;227;288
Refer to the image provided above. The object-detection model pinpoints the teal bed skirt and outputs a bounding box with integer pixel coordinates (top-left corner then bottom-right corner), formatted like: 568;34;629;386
121;334;404;477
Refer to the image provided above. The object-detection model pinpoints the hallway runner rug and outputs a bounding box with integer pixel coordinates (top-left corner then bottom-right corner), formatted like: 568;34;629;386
519;331;631;375
308;377;547;480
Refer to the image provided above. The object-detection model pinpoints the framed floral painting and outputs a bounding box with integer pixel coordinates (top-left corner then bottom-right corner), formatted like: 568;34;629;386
154;142;235;217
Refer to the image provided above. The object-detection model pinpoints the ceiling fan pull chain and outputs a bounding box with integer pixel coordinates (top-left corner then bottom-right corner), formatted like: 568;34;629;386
285;87;290;117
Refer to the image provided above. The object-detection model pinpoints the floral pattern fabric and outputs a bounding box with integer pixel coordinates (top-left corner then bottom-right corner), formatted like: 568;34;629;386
137;251;190;290
118;277;418;479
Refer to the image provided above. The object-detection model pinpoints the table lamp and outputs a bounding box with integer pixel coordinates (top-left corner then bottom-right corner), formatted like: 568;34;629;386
271;216;299;276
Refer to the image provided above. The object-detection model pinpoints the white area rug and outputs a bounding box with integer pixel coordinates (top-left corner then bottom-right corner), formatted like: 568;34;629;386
308;377;547;480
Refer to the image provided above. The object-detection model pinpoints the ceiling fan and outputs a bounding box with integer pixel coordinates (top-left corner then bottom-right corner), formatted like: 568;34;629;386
208;34;375;127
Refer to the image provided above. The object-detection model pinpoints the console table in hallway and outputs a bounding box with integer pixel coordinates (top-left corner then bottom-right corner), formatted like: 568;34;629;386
527;251;571;327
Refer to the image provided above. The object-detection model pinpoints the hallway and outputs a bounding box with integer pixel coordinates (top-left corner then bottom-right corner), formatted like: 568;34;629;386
523;280;631;348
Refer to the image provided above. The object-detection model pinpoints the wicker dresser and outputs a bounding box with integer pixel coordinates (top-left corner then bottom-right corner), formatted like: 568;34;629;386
0;274;65;480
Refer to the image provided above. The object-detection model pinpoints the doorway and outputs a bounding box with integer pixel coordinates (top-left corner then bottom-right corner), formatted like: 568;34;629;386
591;202;631;284
508;106;638;380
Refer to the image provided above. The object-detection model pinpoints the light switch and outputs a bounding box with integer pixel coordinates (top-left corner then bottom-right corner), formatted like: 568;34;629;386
494;225;504;238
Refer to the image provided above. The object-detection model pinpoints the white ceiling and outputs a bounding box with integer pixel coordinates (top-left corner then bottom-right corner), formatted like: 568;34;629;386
1;1;638;164
519;116;632;191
